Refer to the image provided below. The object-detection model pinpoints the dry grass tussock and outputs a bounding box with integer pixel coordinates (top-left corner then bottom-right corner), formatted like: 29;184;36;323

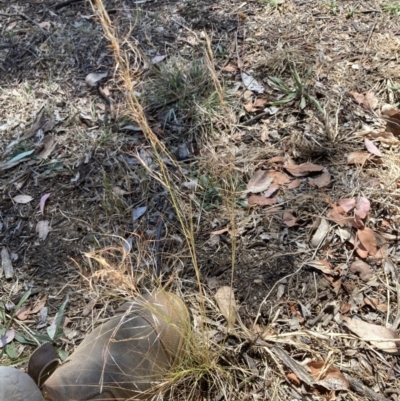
86;1;245;399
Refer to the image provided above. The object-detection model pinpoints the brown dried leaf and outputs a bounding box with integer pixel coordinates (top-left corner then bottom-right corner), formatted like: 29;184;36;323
349;91;365;104
283;212;297;227
364;297;388;312
381;104;399;116
222;63;238;72
356;228;377;256
350;260;373;281
38;135;56;159
268;156;285;164
243;101;257;112
338;198;355;213
355;197;370;219
16;305;32;321
284;162;324;177
349;90;378;111
287;372;301;385
287;178;301;189
246;170;273;193
267;170;290;185
368;129;400;145
214;286;237;329
342;316;400;354
327;206;350;227
309;172;331;188
363;90;379;111
248;195;278;206
31;295;48;314
364;138;382;157
307;361;350;391
347;151;370;165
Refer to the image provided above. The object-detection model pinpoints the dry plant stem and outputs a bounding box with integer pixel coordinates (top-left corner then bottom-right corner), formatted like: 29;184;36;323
89;0;208;326
203;33;225;105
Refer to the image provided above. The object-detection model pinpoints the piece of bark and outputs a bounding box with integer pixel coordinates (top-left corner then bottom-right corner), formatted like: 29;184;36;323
1;247;14;279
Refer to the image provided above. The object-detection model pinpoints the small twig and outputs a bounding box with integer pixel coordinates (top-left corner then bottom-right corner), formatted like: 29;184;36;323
0;12;48;35
154;199;168;277
241;110;271;126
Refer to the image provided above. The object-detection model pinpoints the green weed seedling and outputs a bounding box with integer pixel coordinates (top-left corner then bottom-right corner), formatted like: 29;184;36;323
383;2;400;14
268;64;325;115
1;293;69;361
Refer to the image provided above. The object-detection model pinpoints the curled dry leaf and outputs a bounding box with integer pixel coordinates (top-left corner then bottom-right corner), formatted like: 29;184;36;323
282;212;297;227
39;193;51;215
342;316;400;354
350;260;373;281
364;138;382;157
381;104;398;116
284;162;324;177
306;260;335;275
248;195;278;206
308;172;331;188
214;286;237;329
38;135;56;159
85;71;108;88
311;218;330;248
355;197;370;219
246;170;273;193
347;151;370;165
307;361;349;391
13;194;33;204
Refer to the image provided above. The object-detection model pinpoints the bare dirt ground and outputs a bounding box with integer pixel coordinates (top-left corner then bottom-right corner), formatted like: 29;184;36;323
1;0;400;400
